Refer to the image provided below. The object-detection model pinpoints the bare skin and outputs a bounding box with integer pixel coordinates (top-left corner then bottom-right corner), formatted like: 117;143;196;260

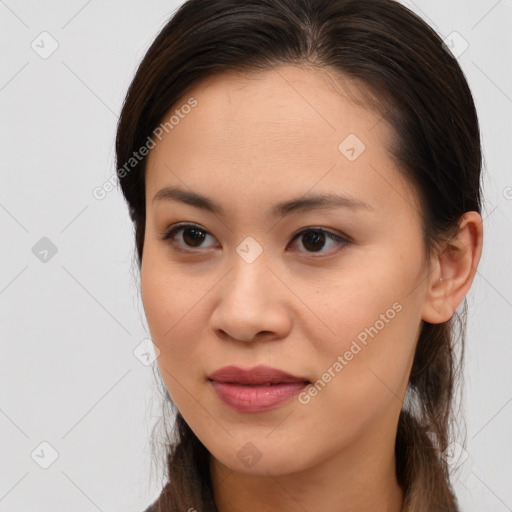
140;64;483;511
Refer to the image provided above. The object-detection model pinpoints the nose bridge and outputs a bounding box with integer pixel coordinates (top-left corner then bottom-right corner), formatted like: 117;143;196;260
225;245;272;308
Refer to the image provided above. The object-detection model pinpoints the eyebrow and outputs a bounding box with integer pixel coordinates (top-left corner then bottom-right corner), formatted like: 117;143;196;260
152;186;374;217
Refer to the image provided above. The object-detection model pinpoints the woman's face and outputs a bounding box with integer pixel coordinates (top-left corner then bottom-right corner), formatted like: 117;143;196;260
141;65;432;476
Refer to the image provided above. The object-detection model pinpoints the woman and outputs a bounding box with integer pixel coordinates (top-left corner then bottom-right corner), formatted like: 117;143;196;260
115;0;484;510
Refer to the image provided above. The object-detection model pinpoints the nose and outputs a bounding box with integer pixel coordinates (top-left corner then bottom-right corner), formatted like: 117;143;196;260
209;253;292;343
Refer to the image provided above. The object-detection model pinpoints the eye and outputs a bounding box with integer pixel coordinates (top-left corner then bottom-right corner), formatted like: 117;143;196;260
161;223;218;251
288;228;349;255
161;223;350;256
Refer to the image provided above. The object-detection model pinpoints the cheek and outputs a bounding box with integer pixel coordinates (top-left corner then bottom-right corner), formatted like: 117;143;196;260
296;307;418;457
315;269;411;356
140;249;203;359
140;255;206;412
309;253;423;416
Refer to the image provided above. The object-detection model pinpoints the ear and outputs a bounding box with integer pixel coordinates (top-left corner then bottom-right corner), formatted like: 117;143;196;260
421;211;483;324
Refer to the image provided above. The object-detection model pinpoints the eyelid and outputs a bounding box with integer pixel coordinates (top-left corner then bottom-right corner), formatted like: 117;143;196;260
160;221;206;241
160;222;219;251
292;226;351;243
288;227;350;255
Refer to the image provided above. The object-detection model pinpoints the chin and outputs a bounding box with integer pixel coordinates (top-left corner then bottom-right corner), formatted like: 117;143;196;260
209;436;313;477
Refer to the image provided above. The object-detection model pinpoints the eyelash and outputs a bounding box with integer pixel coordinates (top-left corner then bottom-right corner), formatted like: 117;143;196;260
160;223;351;257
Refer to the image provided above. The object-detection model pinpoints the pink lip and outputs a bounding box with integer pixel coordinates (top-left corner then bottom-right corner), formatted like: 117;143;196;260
208;365;310;413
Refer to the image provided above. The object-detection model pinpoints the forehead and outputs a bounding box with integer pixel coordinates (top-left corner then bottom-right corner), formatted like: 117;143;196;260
145;65;417;217
164;65;384;149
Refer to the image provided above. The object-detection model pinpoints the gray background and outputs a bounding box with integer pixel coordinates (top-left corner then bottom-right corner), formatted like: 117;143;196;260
1;1;511;510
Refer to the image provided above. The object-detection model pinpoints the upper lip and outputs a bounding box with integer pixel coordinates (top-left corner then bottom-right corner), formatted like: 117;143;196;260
208;365;310;385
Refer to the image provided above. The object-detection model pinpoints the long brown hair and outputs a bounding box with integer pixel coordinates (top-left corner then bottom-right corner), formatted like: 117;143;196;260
115;1;482;510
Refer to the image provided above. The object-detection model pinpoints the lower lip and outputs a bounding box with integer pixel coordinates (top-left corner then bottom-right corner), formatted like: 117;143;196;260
209;380;309;413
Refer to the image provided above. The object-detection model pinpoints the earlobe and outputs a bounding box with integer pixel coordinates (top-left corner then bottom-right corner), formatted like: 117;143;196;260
421;211;483;324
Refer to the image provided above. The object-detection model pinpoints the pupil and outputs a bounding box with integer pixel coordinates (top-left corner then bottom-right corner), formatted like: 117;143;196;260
303;230;325;251
183;228;206;247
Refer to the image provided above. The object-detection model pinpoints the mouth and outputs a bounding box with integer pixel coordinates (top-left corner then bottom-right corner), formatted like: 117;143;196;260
215;382;308;386
207;364;311;385
207;365;311;413
207;380;311;386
